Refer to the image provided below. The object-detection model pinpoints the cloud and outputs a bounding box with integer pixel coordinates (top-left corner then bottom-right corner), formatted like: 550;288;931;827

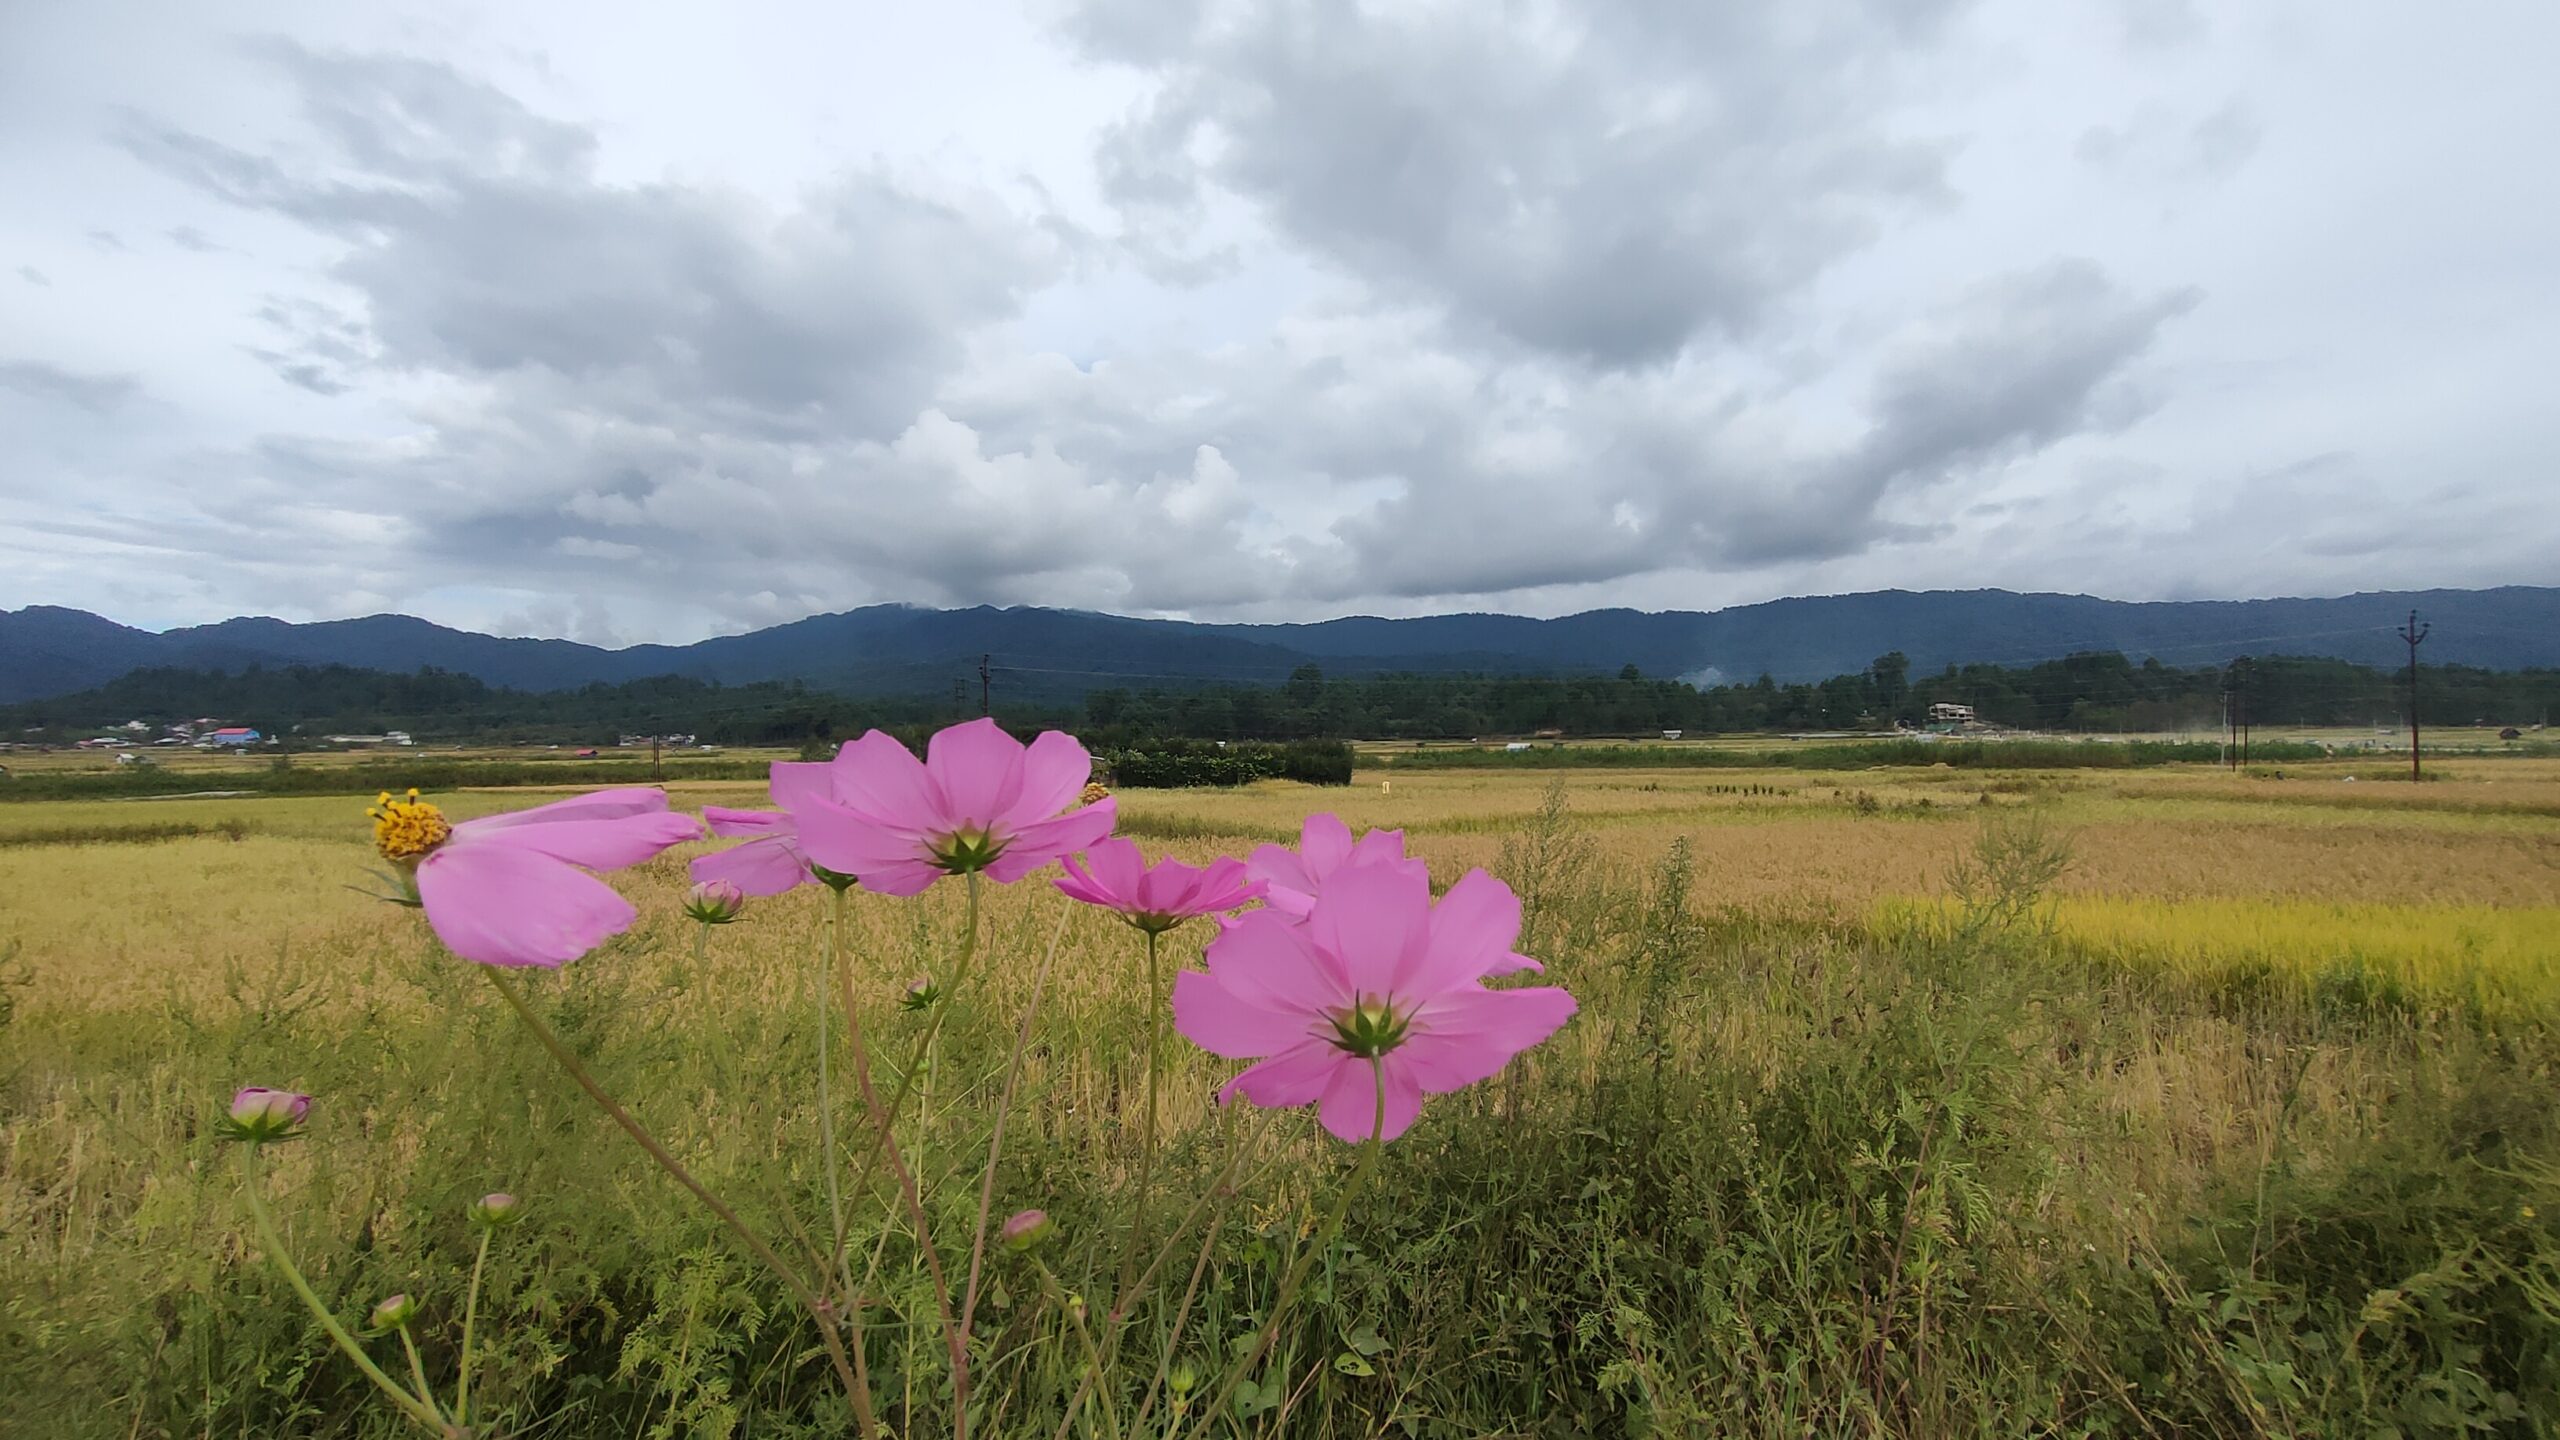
16;266;49;287
0;360;143;413
118;41;1069;439
1070;0;1964;365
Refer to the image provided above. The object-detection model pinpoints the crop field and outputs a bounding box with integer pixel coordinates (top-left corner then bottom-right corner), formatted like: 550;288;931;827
5;755;2559;1436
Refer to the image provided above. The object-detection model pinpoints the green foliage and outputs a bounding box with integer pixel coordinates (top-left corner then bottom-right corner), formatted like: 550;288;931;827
1101;739;1354;787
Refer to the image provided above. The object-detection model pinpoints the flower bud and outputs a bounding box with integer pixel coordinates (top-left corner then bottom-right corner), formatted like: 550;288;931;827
220;1087;312;1144
899;975;942;1013
1000;1208;1054;1252
366;1292;420;1334
1168;1359;1199;1396
681;879;745;925
470;1192;524;1229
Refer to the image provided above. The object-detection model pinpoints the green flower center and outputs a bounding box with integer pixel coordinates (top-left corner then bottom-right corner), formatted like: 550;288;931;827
930;825;1006;875
1328;996;1410;1058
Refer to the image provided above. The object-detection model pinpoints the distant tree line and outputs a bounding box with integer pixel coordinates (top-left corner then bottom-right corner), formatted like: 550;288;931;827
6;651;2555;749
1085;651;2560;738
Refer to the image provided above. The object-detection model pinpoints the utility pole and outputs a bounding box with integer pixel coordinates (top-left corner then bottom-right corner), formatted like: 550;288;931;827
978;653;993;718
2235;656;2251;768
2221;671;2234;771
651;732;662;783
2398;609;2429;781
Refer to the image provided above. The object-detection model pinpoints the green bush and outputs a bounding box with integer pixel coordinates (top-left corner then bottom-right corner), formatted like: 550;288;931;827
1102;739;1354;788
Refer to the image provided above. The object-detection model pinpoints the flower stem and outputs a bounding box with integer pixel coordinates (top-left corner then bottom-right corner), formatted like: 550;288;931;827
399;1329;445;1428
477;966;874;1434
831;914;969;1439
237;1147;449;1434
1183;1062;1387;1440
455;1227;490;1424
1113;927;1166;1297
820;886;855;1300
1034;1261;1123;1440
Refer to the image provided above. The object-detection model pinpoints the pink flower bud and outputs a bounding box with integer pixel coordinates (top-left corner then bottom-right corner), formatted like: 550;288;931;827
222;1087;312;1144
366;1293;419;1334
682;879;746;925
470;1192;524;1228
1000;1208;1055;1251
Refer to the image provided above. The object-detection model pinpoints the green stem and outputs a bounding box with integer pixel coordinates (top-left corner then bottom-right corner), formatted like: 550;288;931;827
456;1227;490;1424
1113;926;1167;1298
238;1148;449;1434
477;967;874;1434
1036;1262;1123;1440
821;885;854;1300
1184;1062;1387;1440
399;1329;446;1428
838;871;984;1242
831;916;970;1439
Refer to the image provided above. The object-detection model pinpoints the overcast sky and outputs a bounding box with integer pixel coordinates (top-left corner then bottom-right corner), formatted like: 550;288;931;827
2;1;2553;646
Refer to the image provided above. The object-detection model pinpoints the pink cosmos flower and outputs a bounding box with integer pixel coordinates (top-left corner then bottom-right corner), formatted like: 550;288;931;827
690;806;813;896
1172;862;1576;1142
1245;814;1541;975
1244;813;1424;919
1056;838;1264;933
370;787;702;968
780;718;1117;896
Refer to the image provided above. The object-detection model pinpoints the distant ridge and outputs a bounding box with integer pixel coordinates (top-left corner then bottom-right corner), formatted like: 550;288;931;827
4;587;2555;705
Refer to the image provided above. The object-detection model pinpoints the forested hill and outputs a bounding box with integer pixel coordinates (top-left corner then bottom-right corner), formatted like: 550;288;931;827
7;651;2553;748
4;585;2556;705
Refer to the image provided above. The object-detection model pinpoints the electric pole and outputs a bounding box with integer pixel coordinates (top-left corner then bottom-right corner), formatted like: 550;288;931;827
2235;656;2251;768
651;731;662;783
2398;610;2429;781
979;653;993;718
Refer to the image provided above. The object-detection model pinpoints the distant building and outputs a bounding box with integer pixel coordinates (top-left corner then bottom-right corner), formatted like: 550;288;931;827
1927;702;1976;726
324;732;416;747
201;727;262;747
1661;729;1684;741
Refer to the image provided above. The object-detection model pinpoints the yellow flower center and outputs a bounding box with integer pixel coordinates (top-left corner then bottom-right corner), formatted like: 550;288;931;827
367;789;452;863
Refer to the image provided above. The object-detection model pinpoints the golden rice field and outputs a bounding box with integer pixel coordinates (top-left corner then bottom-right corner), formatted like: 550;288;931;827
5;754;2559;1435
3;757;2556;1019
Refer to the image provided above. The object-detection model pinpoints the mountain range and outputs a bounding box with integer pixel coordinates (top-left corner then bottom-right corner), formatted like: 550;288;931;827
4;587;2554;706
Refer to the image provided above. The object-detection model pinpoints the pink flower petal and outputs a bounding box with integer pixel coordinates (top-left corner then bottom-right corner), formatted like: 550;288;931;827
1315;1055;1425;1142
1202;911;1347;1015
768;764;837;813
454;786;670;833
792;794;931;876
1306;860;1429;998
926;717;1024;827
689;834;811;897
1216;1038;1347;1108
1245;842;1318;916
1401;985;1579;1091
703;806;794;838
1003;730;1095;830
1400;868;1523;997
457;812;703;871
1173;970;1314;1058
416;844;639;968
856;858;950;897
1347;826;1412;868
982;800;1115;883
828;731;944;824
1299;813;1354;876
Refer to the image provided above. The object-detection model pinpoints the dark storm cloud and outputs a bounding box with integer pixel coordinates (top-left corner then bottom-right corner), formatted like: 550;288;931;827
0;360;141;413
117;42;1066;439
1072;0;1963;365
